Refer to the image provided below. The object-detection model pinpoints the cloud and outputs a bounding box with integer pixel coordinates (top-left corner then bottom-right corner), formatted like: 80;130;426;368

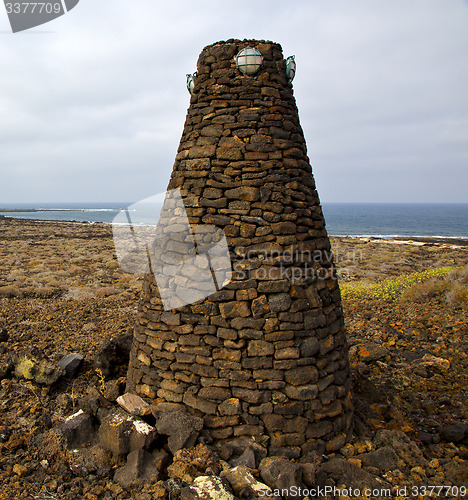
0;0;467;203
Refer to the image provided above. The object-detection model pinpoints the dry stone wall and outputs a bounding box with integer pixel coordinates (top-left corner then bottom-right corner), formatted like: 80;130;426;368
126;39;353;458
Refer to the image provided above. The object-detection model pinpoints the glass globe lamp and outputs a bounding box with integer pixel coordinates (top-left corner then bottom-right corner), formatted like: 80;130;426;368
285;55;296;82
186;72;197;95
234;47;263;75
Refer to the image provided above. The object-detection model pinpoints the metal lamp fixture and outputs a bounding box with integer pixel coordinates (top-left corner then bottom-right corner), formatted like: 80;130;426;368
186;72;197;95
285;55;296;82
234;47;263;75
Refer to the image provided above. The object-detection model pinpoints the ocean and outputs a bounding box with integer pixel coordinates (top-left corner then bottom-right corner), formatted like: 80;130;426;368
0;202;467;239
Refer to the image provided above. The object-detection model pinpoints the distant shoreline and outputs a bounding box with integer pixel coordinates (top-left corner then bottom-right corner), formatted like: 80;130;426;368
2;203;467;242
1;215;467;246
0;208;116;212
351;236;468;247
0;208;38;212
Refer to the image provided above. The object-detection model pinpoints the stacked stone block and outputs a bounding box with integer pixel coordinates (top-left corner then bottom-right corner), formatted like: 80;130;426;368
126;39;353;458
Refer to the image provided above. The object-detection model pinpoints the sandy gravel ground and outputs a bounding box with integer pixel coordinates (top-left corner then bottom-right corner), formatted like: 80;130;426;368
0;217;466;499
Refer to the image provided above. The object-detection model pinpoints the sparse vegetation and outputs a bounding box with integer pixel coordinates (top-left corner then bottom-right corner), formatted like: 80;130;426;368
399;278;449;303
0;285;23;298
446;284;468;307
341;262;468;309
341;266;455;301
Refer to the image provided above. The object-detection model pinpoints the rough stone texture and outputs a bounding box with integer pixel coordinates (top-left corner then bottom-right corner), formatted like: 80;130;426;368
105;377;126;402
259;457;305;500
230;446;257;469
156;410;203;454
95;330;133;378
298;454;322;488
126;39;352;457
117;392;152;417
221;466;276;499
114;449;161;489
373;429;426;468
182;476;235;500
216;436;267;465
356;446;399;472
58;353;84;378
167;444;222;483
444;461;468;485
53;410;96;449
318;458;392;493
439;423;468;443
98;408;158;456
349;342;389;364
0;327;9;342
0;357;13;380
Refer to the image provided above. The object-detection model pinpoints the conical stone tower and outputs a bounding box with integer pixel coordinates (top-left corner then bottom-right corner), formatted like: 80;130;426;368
126;39;353;457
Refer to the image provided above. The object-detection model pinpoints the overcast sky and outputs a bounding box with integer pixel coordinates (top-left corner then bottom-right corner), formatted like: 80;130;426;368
1;0;467;204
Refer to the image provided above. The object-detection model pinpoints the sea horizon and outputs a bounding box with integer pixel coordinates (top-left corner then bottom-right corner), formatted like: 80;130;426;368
1;202;467;239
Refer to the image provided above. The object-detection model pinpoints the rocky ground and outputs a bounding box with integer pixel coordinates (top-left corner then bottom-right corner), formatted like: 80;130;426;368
0;217;467;499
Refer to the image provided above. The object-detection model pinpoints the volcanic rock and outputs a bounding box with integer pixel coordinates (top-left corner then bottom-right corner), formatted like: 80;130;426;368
58;353;84;378
181;476;235;500
156;410;203;454
318;458;391;492
221;465;275;499
114;449;161;489
94;330;133;377
98;408;158;456
259;457;305;500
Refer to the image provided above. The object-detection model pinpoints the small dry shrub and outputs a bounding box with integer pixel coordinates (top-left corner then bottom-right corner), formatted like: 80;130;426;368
0;285;23;298
400;279;448;303
70;257;85;264
455;266;468;284
95;287;122;298
107;260;120;270
22;286;64;298
446;284;468;308
27;259;43;267
7;269;25;279
41;278;62;288
64;287;94;300
447;265;468;283
68;265;85;276
117;275;133;285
